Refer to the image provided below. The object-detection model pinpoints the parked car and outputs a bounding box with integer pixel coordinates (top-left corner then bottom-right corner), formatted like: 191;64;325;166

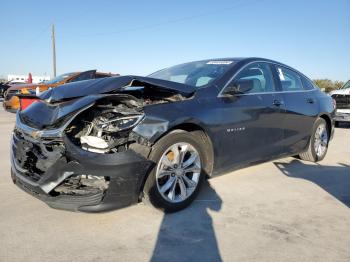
3;70;117;112
329;80;350;126
0;81;25;97
0;82;11;97
10;58;335;213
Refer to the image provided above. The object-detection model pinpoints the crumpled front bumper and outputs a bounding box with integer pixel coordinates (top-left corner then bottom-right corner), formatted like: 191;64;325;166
10;114;153;212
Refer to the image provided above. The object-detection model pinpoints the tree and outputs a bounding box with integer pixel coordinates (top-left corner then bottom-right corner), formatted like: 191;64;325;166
313;79;344;92
334;81;344;89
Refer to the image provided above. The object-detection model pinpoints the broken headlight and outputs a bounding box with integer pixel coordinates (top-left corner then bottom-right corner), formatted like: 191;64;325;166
78;114;144;153
97;114;144;132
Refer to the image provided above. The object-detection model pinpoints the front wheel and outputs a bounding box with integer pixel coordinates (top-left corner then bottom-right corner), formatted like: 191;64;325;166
142;130;207;213
299;118;329;162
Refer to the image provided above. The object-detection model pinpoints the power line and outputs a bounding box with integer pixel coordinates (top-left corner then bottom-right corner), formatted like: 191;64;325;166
76;0;260;38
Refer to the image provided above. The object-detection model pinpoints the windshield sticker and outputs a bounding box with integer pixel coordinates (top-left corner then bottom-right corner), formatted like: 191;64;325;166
278;68;285;80
206;61;233;65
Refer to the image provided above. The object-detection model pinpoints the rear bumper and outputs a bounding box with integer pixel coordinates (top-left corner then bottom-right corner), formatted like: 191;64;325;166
11;128;152;212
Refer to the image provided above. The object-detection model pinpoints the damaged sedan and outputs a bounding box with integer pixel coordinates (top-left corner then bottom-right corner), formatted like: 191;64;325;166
11;58;335;212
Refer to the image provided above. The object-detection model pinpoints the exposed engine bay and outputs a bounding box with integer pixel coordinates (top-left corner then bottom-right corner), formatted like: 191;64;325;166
65;89;185;154
66;98;143;154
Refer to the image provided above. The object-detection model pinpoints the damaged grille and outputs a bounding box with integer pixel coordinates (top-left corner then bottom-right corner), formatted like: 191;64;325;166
12;129;110;199
332;94;350;109
12;129;65;182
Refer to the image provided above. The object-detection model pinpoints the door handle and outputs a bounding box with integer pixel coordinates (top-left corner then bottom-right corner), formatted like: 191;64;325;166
306;98;315;104
273;99;284;106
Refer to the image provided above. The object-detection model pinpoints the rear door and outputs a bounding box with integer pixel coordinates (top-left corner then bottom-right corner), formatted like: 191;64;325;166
273;65;318;155
215;62;286;169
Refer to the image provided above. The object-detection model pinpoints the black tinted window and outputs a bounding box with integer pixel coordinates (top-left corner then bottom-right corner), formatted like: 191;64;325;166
230;62;275;93
277;66;303;91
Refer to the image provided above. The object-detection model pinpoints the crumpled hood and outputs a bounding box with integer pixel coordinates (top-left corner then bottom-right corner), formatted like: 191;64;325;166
19;76;196;130
39;75;196;103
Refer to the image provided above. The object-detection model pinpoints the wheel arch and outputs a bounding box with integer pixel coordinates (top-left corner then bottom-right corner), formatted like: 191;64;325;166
156;122;215;177
138;122;215;201
318;113;332;139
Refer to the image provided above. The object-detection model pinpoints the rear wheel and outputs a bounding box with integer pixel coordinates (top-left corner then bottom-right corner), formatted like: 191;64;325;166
143;130;207;213
299;118;329;162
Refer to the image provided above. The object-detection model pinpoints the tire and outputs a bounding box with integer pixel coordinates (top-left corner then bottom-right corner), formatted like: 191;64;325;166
142;130;208;213
299;118;329;162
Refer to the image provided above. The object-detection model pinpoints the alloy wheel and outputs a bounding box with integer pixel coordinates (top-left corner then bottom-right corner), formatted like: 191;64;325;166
155;142;201;203
314;124;328;158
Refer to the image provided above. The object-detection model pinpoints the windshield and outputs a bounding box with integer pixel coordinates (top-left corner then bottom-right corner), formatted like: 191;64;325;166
43;72;76;84
341;80;350;89
148;60;234;88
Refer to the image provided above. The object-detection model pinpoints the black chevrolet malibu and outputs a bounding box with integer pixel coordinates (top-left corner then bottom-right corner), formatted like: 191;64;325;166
11;58;335;212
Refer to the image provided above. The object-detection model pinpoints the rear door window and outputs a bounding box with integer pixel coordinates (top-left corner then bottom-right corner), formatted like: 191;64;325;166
276;66;304;91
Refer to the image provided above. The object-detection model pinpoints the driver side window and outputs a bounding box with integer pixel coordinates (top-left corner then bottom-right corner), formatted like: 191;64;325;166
228;62;275;93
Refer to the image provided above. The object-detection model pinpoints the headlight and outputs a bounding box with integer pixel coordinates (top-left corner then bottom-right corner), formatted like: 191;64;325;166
97;114;144;132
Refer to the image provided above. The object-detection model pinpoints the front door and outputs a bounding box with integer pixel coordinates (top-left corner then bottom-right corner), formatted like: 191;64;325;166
214;62;285;170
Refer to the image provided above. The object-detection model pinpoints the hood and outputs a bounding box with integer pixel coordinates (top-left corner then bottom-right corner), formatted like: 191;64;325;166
330;88;350;96
39;75;196;103
19;94;109;130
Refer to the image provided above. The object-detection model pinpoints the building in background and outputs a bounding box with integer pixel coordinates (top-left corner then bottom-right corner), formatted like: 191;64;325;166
7;74;50;84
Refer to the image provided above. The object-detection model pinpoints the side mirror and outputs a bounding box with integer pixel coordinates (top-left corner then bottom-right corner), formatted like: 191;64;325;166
223;79;254;95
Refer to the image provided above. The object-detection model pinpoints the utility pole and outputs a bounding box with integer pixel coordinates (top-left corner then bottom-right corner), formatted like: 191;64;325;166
51;24;56;77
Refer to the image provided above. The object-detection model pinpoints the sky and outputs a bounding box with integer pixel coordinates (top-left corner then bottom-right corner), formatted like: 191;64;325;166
0;0;349;81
